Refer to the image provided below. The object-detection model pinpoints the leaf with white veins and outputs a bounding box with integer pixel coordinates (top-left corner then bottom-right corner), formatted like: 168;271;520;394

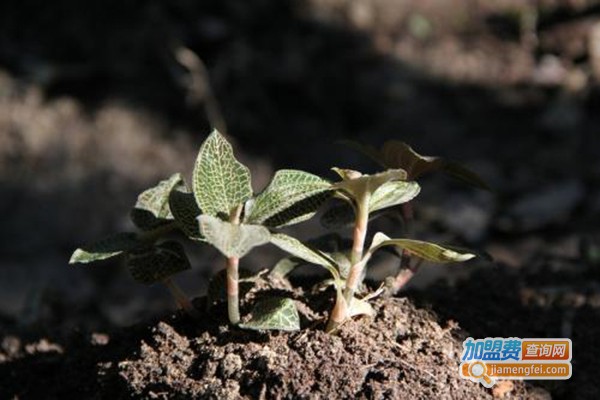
240;297;300;332
126;241;190;285
246;169;331;227
192;130;252;217
130;173;184;230
369;180;421;212
69;233;140;264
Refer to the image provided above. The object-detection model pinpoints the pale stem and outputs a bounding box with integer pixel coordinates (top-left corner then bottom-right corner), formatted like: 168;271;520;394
343;196;370;305
325;291;348;333
226;204;244;325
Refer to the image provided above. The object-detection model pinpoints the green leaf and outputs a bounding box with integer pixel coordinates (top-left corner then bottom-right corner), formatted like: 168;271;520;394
126;241;191;285
240;297;300;332
131;173;184;230
198;215;270;258
320;202;356;229
348;297;376;318
206;268;256;308
270;233;341;282
368;232;476;263
168;188;204;241
69;233;140;264
332;168;407;203
369;180;421;212
269;257;300;279
246;169;332;227
192;130;253;217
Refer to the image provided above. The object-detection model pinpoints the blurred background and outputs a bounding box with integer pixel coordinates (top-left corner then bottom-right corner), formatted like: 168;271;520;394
1;0;600;395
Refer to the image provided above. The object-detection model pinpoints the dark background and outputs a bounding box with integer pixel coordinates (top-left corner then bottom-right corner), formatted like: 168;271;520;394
0;0;599;397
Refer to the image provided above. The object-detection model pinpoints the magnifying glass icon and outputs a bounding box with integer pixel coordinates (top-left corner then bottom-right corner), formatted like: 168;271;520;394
469;361;494;387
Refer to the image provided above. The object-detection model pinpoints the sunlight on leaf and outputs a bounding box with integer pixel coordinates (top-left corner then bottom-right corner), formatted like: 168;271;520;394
369;180;421;212
69;233;140;264
240;297;300;331
126;241;190;285
198;215;270;258
269;257;300;279
368;232;476;263
332;168;407;203
192;129;253;217
130;173;184;230
246;169;331;227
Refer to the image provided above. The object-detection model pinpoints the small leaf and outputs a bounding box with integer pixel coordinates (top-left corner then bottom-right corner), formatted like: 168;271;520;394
369;180;421;212
332;168;407;203
169;188;204;241
270;233;341;282
240;297;300;332
198;215;270;258
348;298;376;318
131;173;184;230
206;268;256;308
380;141;443;179
269;258;300;279
368;232;476;263
262;192;332;228
69;233;140;264
246;169;332;227
126;241;191;285
192;130;253;217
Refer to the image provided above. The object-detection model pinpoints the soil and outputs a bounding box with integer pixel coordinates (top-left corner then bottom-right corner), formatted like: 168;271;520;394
0;276;550;399
1;0;600;398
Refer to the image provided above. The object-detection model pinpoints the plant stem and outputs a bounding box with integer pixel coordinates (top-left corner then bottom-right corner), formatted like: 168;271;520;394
343;197;370;304
392;201;415;292
327;194;370;332
226;204;244;325
163;278;196;317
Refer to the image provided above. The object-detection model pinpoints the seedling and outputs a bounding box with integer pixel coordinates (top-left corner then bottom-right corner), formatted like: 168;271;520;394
70;130;483;334
342;140;490;292
193;130;331;328
70;129;331;331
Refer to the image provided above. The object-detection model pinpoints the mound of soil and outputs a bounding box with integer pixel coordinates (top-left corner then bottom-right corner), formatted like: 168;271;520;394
1;277;549;399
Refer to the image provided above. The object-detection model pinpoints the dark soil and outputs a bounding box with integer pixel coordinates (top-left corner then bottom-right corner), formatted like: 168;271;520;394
0;276;549;399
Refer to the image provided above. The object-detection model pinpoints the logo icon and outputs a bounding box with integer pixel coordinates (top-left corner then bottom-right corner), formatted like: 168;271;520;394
459;337;572;387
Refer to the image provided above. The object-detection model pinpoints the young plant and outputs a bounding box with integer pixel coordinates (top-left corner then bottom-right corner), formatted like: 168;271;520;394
342;140;490;291
70;129;332;331
69;173;200;316
193;130;332;329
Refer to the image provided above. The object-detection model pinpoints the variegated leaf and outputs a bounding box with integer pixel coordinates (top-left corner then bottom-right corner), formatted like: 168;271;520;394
69;233;140;264
270;233;340;281
368;232;476;263
126;241;191;285
198;215;270;258
192;130;253;217
240;297;300;331
246;169;331;227
369;180;421;212
131;173;184;230
169;188;204;241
